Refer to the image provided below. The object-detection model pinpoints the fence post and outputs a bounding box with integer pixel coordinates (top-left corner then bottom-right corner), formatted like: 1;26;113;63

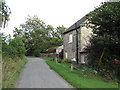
71;64;73;71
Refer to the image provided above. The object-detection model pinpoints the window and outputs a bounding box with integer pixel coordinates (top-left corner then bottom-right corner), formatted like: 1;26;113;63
81;55;85;64
65;52;68;58
69;34;73;43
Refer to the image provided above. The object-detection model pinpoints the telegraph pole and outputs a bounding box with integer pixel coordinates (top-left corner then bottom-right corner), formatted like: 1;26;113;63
75;23;79;64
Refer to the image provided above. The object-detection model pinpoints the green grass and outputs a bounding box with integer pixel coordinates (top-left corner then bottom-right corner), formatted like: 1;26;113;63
43;57;118;88
2;55;27;88
0;53;2;89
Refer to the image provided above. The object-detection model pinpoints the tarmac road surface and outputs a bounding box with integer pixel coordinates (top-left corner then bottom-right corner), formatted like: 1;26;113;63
15;58;74;88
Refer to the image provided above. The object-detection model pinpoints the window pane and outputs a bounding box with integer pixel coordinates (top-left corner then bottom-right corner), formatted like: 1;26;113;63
69;34;72;43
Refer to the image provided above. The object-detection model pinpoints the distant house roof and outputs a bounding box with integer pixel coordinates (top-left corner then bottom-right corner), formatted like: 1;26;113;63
56;45;63;54
63;16;87;34
46;46;59;53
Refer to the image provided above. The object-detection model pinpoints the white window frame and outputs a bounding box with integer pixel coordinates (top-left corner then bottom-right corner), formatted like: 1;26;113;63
81;55;85;64
68;34;73;43
65;52;68;58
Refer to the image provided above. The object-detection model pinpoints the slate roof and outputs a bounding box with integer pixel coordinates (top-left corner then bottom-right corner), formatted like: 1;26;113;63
63;16;87;34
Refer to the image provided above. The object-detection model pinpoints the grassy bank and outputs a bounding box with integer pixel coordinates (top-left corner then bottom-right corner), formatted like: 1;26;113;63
44;57;118;88
2;55;27;88
0;54;2;89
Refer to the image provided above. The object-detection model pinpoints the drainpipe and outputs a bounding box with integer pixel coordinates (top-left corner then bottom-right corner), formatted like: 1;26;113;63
75;23;79;64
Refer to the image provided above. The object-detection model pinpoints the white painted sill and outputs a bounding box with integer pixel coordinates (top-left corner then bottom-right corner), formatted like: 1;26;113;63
68;41;72;44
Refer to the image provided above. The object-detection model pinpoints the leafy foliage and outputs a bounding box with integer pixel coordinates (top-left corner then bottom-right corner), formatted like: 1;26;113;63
61;58;70;63
9;37;26;56
0;2;11;28
13;15;66;56
2;35;26;56
85;2;120;80
2;34;27;88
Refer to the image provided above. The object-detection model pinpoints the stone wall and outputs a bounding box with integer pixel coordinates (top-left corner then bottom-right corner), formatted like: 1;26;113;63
63;30;76;60
80;26;92;48
63;20;93;64
78;26;92;64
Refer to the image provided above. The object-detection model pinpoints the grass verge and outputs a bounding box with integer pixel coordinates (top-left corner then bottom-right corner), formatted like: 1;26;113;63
43;57;118;88
2;55;27;88
0;40;1;89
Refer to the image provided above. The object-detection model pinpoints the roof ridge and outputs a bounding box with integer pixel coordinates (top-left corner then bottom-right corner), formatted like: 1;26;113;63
63;16;87;34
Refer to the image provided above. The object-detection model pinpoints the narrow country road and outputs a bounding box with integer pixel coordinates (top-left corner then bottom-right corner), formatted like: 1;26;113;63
15;58;74;88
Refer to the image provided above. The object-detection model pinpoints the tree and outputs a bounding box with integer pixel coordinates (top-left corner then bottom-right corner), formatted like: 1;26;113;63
48;25;66;47
56;25;66;40
9;37;26;56
15;15;48;56
85;2;120;79
0;1;11;28
13;16;66;56
2;34;26;56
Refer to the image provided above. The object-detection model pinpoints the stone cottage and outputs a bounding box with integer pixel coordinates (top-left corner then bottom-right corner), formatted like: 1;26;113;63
63;16;92;64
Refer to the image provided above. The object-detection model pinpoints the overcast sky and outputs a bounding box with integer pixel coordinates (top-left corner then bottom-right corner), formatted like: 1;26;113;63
3;0;107;35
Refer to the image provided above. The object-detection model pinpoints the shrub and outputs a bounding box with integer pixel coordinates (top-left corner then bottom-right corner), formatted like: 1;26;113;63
61;58;70;63
2;36;26;56
9;37;26;56
57;59;62;63
80;65;98;77
85;2;120;81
